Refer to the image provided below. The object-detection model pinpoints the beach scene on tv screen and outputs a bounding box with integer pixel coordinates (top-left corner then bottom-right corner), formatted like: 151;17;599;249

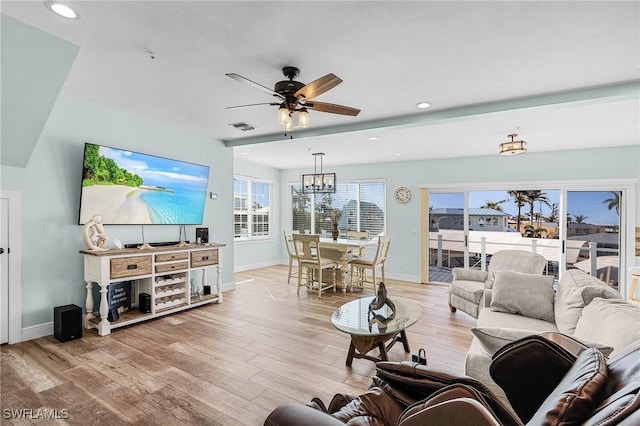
79;143;210;224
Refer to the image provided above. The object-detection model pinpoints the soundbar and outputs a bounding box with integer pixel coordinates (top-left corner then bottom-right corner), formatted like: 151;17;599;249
124;241;190;249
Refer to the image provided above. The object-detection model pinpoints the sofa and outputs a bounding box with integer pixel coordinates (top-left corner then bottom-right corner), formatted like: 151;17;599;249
264;333;640;425
465;268;640;406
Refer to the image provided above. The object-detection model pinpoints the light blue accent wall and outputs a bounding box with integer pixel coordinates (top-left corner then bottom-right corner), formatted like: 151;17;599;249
1;14;80;167
233;159;282;270
279;145;639;282
1;95;234;327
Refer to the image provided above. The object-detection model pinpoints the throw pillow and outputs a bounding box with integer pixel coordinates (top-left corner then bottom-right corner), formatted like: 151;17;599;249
554;269;622;335
471;327;613;357
573;297;640;357
527;348;608;425
490;271;555;322
471;327;535;355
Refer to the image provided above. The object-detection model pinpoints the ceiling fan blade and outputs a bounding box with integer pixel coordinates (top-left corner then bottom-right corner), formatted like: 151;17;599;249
307;101;361;116
226;73;285;101
225;102;280;110
294;73;342;100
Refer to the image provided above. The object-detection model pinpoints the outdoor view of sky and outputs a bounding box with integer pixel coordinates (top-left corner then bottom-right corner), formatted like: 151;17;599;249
431;190;620;226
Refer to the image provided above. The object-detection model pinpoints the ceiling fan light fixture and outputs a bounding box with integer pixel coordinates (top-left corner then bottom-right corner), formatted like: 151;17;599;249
499;133;527;155
277;104;290;124
284;114;293;132
298;108;309;128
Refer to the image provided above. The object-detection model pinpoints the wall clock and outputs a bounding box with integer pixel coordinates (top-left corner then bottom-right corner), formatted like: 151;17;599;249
394;187;411;204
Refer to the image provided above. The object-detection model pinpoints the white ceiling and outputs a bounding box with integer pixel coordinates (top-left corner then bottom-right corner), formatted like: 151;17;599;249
3;1;639;169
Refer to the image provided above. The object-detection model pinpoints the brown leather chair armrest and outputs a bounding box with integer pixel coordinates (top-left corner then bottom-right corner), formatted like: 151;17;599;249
263;404;345;426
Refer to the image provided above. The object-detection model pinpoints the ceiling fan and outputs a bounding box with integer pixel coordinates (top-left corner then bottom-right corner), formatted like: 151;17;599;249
226;66;360;130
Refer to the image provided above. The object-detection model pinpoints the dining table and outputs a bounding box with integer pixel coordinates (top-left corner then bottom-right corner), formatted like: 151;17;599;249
317;237;377;292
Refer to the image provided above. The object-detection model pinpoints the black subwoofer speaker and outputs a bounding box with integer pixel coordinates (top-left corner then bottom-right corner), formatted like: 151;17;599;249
139;293;151;313
54;304;82;343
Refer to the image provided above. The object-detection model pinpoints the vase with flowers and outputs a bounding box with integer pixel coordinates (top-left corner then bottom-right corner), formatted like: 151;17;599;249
330;209;341;241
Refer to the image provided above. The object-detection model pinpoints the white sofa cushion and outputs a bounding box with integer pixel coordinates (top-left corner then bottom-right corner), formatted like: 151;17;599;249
490;271;555;322
554;269;622;334
471;327;614;357
573;297;640;357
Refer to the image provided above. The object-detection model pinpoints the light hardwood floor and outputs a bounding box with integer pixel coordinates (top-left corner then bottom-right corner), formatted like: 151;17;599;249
1;266;475;425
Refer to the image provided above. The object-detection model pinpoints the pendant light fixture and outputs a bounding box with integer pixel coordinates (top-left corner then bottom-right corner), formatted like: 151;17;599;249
499;133;527;155
301;153;336;194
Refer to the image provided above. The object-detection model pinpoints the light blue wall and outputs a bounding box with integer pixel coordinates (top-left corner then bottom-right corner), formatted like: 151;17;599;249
1;95;234;328
233;159;282;270
276;145;640;282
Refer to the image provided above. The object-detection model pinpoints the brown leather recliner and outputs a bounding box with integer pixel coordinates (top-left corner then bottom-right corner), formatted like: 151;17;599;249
263;334;640;426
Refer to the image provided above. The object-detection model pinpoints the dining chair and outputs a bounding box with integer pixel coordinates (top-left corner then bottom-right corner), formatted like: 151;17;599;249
349;235;391;293
283;231;299;284
292;234;338;298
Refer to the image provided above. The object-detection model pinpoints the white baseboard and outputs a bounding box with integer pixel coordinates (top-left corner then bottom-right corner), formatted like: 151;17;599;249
385;272;421;283
16;286;237;344
234;259;282;272
21;322;53;342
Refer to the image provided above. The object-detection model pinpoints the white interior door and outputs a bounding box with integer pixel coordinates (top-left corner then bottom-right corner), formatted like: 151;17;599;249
1;198;9;344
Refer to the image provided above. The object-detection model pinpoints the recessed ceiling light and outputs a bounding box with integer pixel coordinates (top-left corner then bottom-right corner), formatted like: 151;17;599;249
393;153;401;156
368;136;379;141
416;102;431;109
44;1;80;19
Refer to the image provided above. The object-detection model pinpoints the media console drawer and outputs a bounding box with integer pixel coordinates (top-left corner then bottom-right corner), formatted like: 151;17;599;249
155;252;188;262
110;256;152;279
155;261;189;273
191;249;218;267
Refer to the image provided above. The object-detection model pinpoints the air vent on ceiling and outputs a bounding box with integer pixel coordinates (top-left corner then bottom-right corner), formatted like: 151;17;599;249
229;122;255;131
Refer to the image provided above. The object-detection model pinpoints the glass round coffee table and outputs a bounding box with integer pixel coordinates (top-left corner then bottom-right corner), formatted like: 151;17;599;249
331;296;422;366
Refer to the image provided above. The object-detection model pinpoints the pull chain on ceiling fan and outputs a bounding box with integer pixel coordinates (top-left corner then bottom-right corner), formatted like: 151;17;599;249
226;66;361;132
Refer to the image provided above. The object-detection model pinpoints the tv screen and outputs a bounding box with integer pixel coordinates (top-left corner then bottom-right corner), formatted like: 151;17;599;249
78;143;210;225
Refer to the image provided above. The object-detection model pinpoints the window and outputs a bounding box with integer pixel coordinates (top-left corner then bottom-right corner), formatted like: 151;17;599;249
234;176;271;238
291;180;385;237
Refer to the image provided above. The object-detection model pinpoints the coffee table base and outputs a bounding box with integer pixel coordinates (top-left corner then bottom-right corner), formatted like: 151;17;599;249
346;329;411;366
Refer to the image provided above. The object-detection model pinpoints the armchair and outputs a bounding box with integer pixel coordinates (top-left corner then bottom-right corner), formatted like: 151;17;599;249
449;250;547;318
264;334;640;425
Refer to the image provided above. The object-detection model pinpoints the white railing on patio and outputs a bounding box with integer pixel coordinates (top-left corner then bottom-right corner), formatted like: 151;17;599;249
428;230;619;285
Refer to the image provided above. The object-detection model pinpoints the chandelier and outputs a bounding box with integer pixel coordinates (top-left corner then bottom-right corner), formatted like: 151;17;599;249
301;153;336;194
499;133;527;155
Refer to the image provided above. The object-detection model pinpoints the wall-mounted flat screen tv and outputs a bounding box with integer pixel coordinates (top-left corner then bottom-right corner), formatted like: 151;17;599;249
78;143;210;225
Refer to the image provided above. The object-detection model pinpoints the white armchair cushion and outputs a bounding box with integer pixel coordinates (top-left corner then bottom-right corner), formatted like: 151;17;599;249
452;268;488;282
490;271;555;322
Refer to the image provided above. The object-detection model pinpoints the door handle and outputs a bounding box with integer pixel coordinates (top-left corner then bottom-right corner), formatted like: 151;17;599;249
0;248;4;255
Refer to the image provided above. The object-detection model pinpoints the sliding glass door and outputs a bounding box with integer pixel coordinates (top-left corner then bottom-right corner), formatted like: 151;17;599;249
565;191;622;290
426;185;630;294
428;192;467;282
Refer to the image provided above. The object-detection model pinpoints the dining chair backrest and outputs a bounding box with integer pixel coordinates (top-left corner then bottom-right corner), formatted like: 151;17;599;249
372;236;391;265
292;233;321;262
283;231;297;258
346;230;370;240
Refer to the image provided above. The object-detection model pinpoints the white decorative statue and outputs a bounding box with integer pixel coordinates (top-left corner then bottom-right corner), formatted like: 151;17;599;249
82;214;109;251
